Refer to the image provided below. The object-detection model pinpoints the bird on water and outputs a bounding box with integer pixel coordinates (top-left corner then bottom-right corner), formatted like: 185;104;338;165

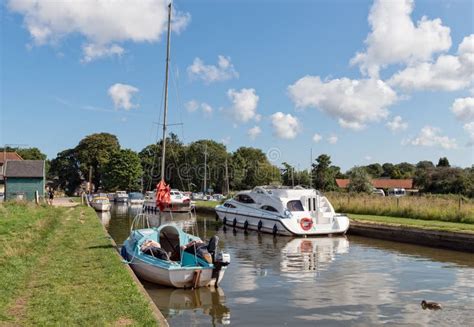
421;300;442;310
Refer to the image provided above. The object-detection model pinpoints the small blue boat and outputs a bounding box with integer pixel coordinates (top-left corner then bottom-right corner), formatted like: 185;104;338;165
121;218;230;288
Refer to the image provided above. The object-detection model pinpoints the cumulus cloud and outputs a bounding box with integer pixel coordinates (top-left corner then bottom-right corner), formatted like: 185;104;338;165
185;100;199;112
386;116;408;132
201;102;213;116
187;55;239;83
327;135;338;144
288;76;397;130
451;97;474;122
389;35;474;91
463;122;474;146
108;83;139;110
247;126;262;140
312;133;322;143
227;88;260;123
404;126;457;149
351;0;451;77
271;112;300;139
7;0;190;62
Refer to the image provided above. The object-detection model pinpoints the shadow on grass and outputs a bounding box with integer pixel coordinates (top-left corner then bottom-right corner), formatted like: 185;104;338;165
87;244;115;250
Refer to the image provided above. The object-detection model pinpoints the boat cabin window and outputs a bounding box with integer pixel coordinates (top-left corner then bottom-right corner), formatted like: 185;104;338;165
261;205;278;212
287;200;304;212
235;194;255;204
224;202;236;208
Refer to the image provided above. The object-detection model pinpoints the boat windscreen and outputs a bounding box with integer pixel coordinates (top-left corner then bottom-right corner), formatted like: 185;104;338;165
287;200;304;212
159;226;180;255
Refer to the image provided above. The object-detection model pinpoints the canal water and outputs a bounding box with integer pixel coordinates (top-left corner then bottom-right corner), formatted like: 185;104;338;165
99;204;474;326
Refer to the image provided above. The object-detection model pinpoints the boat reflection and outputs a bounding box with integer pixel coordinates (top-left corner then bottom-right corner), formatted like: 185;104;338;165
280;237;349;275
144;283;231;325
97;210;111;228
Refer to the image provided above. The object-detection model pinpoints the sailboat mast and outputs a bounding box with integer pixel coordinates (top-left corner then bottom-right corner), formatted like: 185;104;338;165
160;3;172;182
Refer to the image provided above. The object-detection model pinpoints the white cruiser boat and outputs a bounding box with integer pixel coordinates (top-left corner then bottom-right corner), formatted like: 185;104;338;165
144;189;193;213
114;191;129;203
215;186;349;236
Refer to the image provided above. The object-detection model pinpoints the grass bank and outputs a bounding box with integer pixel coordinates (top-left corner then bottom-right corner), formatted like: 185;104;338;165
349;214;474;234
327;193;474;224
0;202;158;326
194;200;220;208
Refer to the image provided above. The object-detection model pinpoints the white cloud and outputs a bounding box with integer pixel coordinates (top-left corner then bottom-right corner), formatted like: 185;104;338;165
386;116;408;132
81;43;124;63
404;126;457;149
185;100;199;112
451;97;474;122
187;55;239;83
312;133;322;143
351;0;451;77
288;76;397;130
389;35;474;91
327;135;338;144
201;102;213;116
247;126;262;140
227;88;260;123
463;122;474;146
221;136;231;145
365;155;372;161
7;0;190;62
271;112;300;139
108;83;139;110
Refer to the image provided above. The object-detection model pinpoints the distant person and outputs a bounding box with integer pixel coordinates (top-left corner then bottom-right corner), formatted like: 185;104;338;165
48;189;54;205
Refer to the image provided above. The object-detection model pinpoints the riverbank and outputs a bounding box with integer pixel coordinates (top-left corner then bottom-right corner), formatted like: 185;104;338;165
0;202;162;325
195;204;474;252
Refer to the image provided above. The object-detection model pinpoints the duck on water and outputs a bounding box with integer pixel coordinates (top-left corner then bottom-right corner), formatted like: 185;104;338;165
215;186;350;236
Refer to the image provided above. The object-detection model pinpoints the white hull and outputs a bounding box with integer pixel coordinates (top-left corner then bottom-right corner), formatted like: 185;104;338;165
215;209;349;236
123;250;226;288
143;200;192;213
91;202;111;212
129;199;145;205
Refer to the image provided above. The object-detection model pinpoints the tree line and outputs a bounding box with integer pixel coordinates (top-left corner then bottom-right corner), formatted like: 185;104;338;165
3;134;473;197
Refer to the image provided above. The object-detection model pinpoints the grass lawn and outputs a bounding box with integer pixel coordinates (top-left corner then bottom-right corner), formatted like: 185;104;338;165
0;202;158;326
194;200;220;208
349;214;474;234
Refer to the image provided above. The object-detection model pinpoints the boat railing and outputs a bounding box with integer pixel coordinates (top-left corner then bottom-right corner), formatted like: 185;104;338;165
130;213;153;233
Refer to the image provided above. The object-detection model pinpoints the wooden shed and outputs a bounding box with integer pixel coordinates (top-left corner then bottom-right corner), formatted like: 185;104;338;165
4;160;45;201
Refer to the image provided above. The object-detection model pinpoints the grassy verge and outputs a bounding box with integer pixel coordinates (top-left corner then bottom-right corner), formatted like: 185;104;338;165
0;202;158;326
328;193;474;224
194;200;220;208
349;214;474;234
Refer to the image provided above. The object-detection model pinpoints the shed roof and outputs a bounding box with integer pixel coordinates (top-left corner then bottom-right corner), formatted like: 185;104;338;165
0;152;23;165
336;178;413;189
5;160;45;178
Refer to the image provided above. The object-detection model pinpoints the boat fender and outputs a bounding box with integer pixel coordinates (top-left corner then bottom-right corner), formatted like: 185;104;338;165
223;217;227;225
244;220;249;231
273;224;278;236
258;220;263;232
233;218;237;227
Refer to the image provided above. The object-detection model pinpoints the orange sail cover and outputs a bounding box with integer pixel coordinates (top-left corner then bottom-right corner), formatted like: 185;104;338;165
155;179;171;211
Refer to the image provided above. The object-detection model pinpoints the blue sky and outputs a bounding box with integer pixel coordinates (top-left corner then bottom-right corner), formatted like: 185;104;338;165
1;0;473;171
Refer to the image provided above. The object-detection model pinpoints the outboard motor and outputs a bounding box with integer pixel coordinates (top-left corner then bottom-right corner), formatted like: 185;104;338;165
208;235;230;286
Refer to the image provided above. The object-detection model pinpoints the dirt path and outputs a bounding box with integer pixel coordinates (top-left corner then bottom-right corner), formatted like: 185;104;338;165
52;197;80;207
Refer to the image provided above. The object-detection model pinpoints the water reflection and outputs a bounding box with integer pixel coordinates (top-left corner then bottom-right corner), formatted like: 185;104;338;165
97;210;111;228
102;209;474;327
144;283;231;325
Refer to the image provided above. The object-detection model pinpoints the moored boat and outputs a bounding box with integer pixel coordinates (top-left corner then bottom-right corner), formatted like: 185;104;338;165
114;191;129;203
90;195;111;212
215;186;349;236
129;192;145;205
121;216;230;288
144;189;193;213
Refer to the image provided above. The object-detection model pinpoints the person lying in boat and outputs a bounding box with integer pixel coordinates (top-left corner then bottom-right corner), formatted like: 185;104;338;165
140;239;170;260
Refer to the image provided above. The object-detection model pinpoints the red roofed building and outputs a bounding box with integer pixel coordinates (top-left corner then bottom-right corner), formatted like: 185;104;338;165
336;178;414;190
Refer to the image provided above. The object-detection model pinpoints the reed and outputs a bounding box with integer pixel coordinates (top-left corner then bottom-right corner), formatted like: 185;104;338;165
326;193;474;224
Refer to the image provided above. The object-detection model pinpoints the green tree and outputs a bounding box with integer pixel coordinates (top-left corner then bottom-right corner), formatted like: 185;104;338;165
347;166;373;193
281;162;295;186
102;149;143;192
416;160;434;170
230;147;281;190
49;149;82;196
396;162;416;178
437;157;450;167
365;163;383;178
75;133;120;191
311;154;339;191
